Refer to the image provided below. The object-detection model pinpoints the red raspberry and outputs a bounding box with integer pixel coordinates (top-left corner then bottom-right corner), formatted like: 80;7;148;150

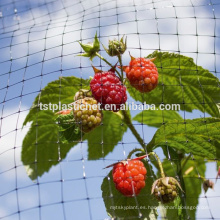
124;57;158;93
90;71;127;112
112;159;147;196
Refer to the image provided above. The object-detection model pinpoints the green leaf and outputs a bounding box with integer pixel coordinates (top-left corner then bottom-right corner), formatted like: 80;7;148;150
162;146;180;166
84;111;127;160
147;118;220;159
182;157;206;219
56;111;82;144
133;109;183;128
77;53;91;58
101;162;158;219
78;42;93;53
22;111;81;180
93;32;100;51
127;51;220;117
22;76;87;180
159;197;183;220
217;161;220;171
23;76;89;126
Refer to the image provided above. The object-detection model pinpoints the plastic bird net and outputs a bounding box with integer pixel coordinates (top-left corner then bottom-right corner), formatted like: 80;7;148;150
0;0;220;219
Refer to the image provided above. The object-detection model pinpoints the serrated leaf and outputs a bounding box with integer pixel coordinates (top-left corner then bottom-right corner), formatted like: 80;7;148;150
84;111;127;160
22;111;81;180
56;111;82;143
147;118;220;159
23;76;89;126
127;51;220;117
22;76;87;180
101;162;158;219
133;109;183;128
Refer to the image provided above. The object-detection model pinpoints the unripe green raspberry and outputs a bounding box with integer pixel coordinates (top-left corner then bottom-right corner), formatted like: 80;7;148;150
151;177;182;204
74;89;93;101
73;97;102;133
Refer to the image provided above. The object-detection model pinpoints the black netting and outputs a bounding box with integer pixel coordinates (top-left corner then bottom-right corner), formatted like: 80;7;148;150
0;0;220;219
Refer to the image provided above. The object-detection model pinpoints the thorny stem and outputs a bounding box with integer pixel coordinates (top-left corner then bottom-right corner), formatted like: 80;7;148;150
95;52;123;81
148;152;165;178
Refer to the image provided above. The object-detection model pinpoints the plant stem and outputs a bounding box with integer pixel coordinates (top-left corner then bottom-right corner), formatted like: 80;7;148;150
127;148;145;159
117;54;124;81
95;52;122;81
148;152;165;178
122;110;147;150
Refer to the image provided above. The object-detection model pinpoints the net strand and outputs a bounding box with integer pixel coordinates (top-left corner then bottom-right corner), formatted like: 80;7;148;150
0;0;219;219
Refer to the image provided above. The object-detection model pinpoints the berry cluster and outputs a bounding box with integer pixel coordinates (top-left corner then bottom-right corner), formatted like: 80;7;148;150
52;34;188;204
78;34;159;114
66;35;181;202
49;34;190;208
89;57;158;112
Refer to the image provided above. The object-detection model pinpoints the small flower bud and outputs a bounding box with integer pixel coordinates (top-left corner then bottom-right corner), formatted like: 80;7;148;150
103;36;127;57
78;32;100;60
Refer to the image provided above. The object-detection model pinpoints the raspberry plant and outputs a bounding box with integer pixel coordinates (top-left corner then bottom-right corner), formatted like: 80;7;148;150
22;33;220;219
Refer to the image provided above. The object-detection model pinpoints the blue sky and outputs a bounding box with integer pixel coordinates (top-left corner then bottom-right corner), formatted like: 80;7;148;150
0;0;220;219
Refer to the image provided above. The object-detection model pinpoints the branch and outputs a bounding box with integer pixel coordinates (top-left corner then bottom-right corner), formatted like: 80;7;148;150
122;110;152;152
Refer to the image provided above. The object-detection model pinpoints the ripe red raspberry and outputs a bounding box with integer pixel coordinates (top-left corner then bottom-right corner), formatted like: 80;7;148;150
90;71;127;112
112;159;147;196
124;57;158;93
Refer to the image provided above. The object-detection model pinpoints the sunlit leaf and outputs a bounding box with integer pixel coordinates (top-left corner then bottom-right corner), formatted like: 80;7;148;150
128;51;220;117
148;118;220;159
